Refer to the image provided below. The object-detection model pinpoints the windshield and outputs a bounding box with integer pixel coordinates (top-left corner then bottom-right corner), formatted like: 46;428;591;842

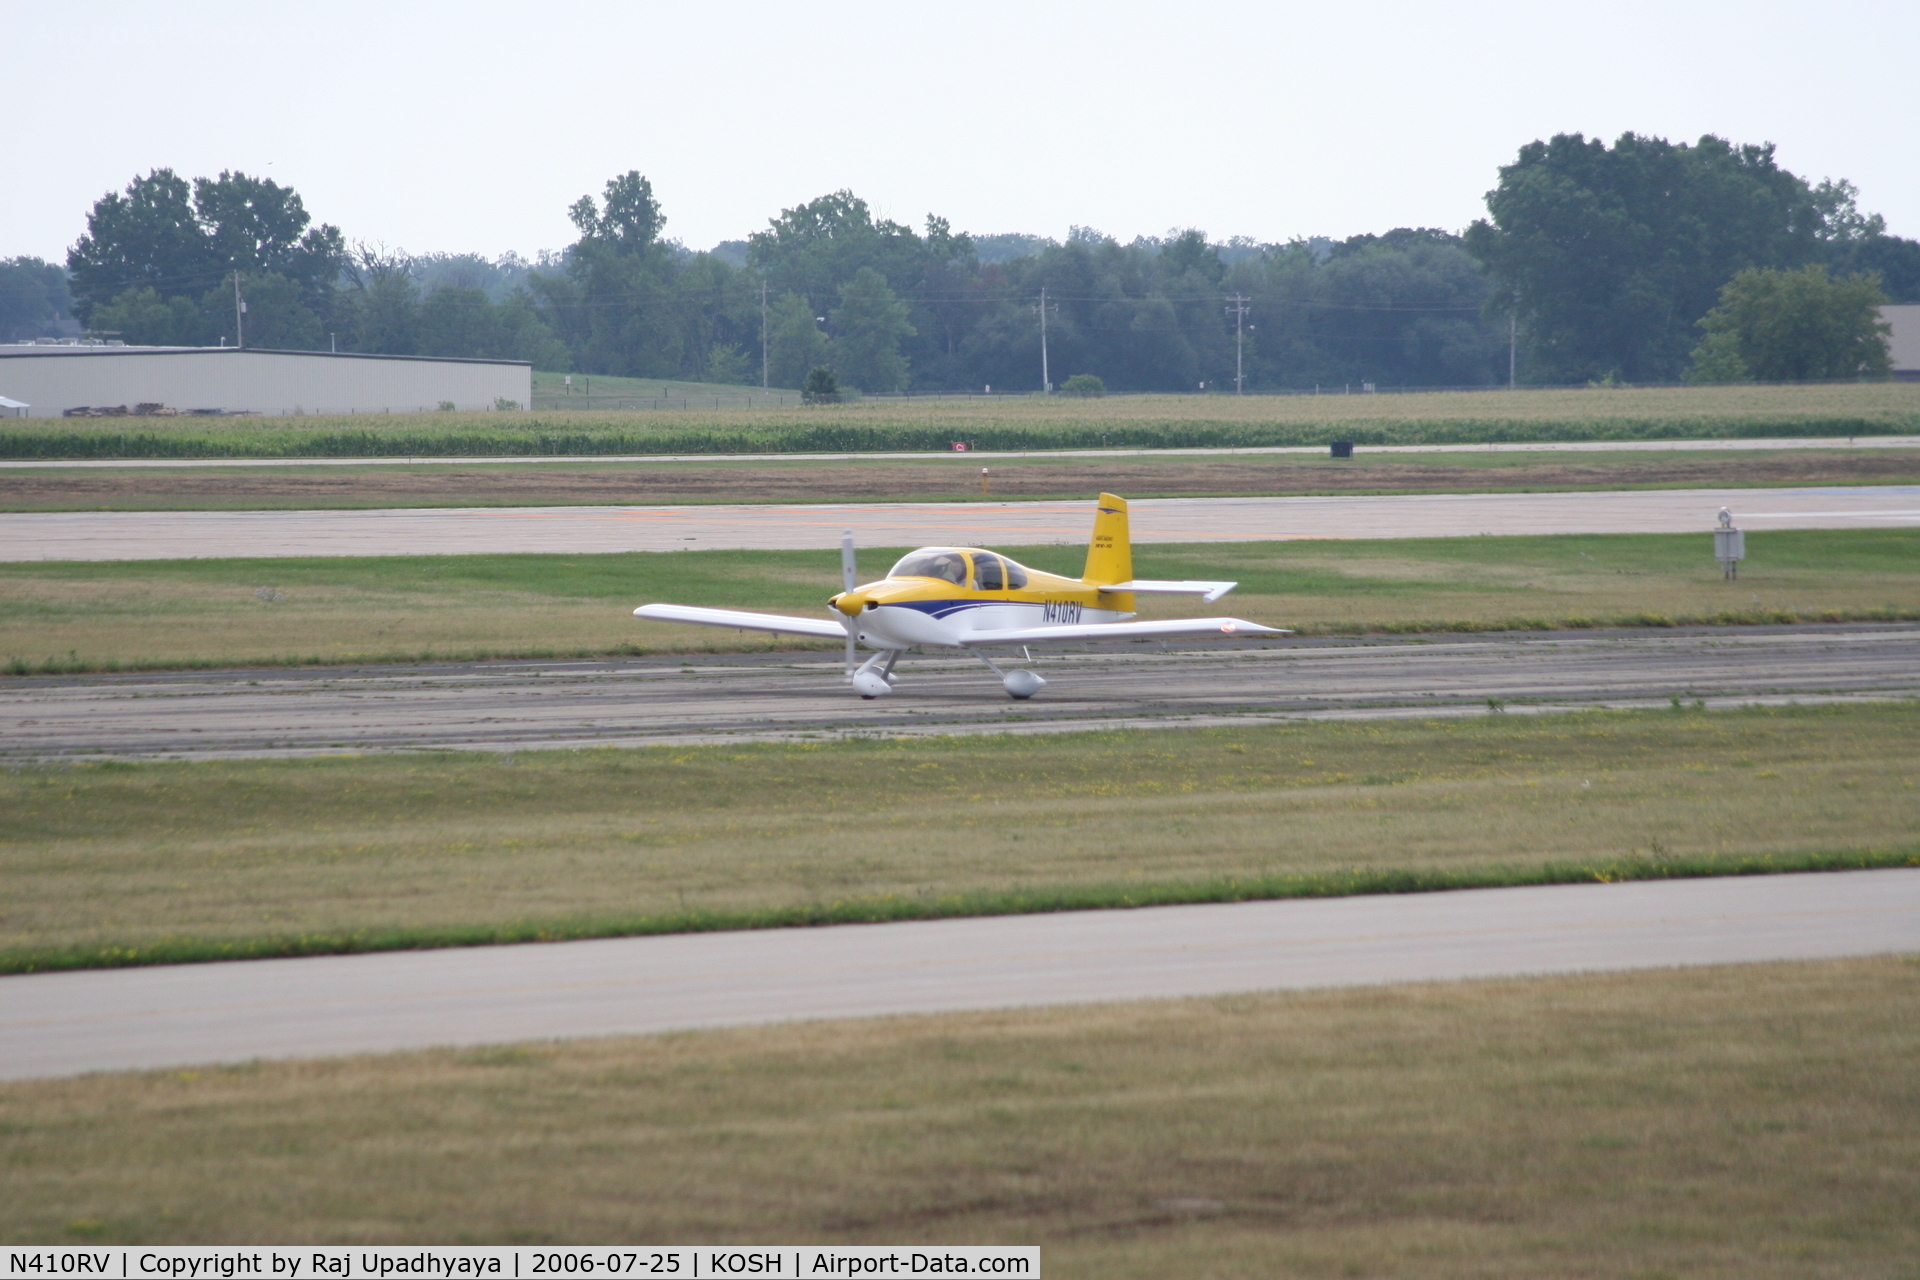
889;549;969;585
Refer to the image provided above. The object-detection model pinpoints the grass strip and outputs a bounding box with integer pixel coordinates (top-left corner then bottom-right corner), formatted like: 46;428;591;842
6;845;1913;976
8;957;1914;1265
9;705;1912;969
5;528;1918;674
8;415;1915;459
11;605;1920;677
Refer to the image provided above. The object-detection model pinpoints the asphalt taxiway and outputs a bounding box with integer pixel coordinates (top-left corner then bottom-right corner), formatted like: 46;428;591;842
4;626;1916;759
4;486;1916;560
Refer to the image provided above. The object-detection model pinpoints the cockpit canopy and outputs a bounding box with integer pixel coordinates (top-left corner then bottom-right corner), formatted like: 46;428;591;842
888;547;1030;590
889;548;968;584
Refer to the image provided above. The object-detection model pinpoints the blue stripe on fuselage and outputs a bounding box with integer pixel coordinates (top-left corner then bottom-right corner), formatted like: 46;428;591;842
881;599;1007;621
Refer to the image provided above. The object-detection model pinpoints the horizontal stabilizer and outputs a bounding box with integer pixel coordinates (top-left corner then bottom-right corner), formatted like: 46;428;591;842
1095;579;1238;603
959;617;1287;646
634;603;847;639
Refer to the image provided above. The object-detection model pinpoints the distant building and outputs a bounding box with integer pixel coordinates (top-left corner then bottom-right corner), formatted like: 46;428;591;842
1884;305;1920;381
0;344;532;418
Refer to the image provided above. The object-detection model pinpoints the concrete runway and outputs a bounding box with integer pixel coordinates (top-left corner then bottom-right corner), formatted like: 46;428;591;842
3;434;1915;469
5;626;1916;759
5;486;1918;560
5;869;1915;1080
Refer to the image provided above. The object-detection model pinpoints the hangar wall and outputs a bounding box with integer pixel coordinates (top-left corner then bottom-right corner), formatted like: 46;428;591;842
0;346;533;418
1883;305;1920;380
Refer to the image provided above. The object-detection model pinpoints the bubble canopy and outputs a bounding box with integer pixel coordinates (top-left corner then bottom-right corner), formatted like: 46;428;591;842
889;548;967;584
887;548;1029;589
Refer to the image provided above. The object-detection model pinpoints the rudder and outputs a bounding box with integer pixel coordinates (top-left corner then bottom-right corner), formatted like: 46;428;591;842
1081;493;1133;586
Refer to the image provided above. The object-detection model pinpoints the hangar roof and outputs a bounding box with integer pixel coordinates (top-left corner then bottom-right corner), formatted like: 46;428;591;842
0;345;529;367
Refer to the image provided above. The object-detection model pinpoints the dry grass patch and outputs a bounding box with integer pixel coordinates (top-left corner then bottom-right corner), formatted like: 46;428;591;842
3;704;1915;964
2;955;1915;1276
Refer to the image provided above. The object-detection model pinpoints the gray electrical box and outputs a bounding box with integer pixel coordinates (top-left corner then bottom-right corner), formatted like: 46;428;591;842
1714;511;1745;581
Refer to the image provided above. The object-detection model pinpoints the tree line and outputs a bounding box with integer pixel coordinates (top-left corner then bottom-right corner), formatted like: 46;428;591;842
1467;133;1914;383
10;132;1915;390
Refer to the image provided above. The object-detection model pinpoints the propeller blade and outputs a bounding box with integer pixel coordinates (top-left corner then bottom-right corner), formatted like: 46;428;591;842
841;529;858;677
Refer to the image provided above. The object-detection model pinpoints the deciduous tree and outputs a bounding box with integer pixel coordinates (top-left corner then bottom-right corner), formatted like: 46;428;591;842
66;170;209;325
0;257;75;340
828;267;915;391
85;287;202;346
766;292;826;389
66;169;343;340
1687;266;1891;383
341;246;421;355
1466;133;1823;382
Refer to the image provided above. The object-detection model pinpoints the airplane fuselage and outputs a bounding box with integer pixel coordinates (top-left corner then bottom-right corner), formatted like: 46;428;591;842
632;495;1283;700
830;548;1134;649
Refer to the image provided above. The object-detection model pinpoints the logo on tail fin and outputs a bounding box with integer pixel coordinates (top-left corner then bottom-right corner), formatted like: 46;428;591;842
1083;492;1134;587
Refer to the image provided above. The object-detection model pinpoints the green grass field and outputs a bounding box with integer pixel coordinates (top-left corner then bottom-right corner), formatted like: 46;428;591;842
4;529;1916;674
4;704;1915;972
5;382;1916;458
4;955;1915;1274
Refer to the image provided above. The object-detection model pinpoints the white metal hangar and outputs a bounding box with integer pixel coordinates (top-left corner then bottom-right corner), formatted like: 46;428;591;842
1884;305;1920;380
0;345;533;418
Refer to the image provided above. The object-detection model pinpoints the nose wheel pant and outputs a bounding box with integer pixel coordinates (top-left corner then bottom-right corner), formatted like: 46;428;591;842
853;649;902;698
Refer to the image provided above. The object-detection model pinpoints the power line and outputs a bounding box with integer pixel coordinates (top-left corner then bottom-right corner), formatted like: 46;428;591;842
65;259;1494;318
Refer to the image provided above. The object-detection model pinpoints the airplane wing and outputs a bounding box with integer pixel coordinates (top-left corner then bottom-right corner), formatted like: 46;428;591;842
958;617;1287;646
633;603;847;639
1095;579;1240;603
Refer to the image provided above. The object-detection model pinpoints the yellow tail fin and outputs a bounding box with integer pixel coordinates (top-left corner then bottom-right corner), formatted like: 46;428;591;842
1082;493;1133;586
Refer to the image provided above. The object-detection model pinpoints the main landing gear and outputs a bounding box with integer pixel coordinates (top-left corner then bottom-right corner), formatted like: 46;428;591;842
974;649;1047;700
849;649;1048;700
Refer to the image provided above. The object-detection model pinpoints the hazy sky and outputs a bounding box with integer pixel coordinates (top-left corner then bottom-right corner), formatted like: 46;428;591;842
8;1;1917;263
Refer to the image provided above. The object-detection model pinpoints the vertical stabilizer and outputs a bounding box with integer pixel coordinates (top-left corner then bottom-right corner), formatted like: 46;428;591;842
1082;493;1133;586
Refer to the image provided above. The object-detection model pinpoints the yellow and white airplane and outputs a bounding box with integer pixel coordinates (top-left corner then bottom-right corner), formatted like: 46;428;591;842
634;493;1285;699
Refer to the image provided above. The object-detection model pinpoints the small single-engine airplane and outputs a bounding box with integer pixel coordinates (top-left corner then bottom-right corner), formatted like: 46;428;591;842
634;492;1286;699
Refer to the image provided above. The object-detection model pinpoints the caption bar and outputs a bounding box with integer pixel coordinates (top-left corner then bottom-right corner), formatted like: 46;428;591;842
5;1250;1037;1280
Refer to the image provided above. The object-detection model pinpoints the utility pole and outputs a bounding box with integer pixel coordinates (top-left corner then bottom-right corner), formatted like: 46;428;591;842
1508;309;1517;389
1225;294;1250;394
232;272;245;350
1033;287;1057;392
760;281;769;390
